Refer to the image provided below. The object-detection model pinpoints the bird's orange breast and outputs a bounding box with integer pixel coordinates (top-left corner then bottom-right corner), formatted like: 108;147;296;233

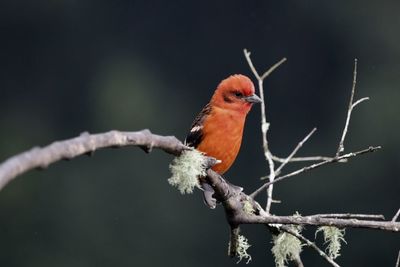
196;107;246;174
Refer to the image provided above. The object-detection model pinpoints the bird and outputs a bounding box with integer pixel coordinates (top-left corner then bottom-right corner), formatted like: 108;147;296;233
184;74;261;207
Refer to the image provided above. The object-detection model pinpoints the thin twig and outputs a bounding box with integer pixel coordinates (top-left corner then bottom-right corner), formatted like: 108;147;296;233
396;250;400;267
336;59;369;157
310;213;385;220
392;208;400;222
261;58;288;80
271;155;333;163
280;226;340;267
250;146;381;198
243;49;261;79
352;97;369;108
267;128;317;178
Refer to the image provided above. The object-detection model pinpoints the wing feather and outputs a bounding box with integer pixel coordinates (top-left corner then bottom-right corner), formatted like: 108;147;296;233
184;103;212;148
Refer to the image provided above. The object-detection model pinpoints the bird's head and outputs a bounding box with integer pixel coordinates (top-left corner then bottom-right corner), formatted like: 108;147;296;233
211;74;262;114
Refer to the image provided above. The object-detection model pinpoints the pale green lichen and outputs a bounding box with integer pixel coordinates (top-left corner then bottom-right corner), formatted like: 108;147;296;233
236;235;252;264
168;149;207;194
271;225;303;267
315;226;346;259
242;198;255;215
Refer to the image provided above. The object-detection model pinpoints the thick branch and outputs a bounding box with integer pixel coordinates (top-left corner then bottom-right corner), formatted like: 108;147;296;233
0;129;187;191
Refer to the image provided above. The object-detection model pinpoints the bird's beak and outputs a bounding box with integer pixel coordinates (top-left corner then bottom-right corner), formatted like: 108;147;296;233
244;94;262;103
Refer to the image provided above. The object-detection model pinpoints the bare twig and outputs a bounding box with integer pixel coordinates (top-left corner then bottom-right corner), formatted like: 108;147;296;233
260;58;288;80
310;213;385;220
336;59;369;157
0;129;187;191
243;49;287;213
392;208;400;222
271;155;334;162
396;250;400;267
280;225;341;267
250;146;381;198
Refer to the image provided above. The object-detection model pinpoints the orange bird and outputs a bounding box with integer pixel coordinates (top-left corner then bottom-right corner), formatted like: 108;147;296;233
185;74;261;207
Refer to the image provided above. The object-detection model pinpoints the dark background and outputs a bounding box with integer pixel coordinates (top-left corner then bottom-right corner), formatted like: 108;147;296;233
0;0;399;266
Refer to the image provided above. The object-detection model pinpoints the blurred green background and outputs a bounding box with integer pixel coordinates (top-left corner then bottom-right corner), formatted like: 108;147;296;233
0;1;399;266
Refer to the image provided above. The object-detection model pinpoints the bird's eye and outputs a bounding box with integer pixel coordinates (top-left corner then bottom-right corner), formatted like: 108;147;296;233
234;92;243;98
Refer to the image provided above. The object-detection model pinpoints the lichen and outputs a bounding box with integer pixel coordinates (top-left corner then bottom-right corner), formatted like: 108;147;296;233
236;235;252;264
271;225;303;267
168;149;207;194
315;226;346;259
242;198;255;215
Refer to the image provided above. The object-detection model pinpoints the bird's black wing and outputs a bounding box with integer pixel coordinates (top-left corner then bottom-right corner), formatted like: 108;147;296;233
184;103;212;148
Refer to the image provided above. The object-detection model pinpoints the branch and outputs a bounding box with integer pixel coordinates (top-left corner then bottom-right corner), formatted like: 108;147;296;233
236;213;400;232
2;130;390;233
0;129;187;191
